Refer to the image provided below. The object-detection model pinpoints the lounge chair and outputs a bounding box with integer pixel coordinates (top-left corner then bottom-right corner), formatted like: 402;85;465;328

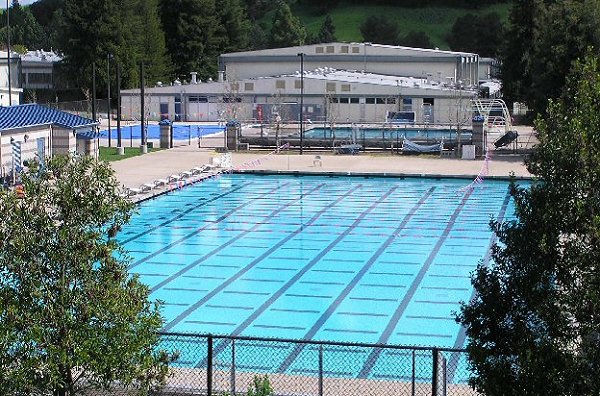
191;165;208;175
313;155;322;167
140;183;155;193
126;187;142;196
168;174;181;183
154;178;169;187
180;170;193;178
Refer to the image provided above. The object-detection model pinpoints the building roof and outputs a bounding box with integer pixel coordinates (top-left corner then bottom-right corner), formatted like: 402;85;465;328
22;50;62;63
221;42;478;58
0;104;96;132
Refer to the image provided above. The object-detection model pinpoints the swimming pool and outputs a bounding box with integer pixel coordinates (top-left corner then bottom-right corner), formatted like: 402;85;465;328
100;124;224;141
119;174;515;348
303;127;472;141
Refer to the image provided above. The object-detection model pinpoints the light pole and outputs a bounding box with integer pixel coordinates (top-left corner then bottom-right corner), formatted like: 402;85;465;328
116;59;123;155
107;53;112;148
6;0;11;105
139;61;146;152
297;52;304;155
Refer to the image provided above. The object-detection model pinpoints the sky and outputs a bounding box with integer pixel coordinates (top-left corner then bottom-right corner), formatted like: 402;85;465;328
1;0;39;8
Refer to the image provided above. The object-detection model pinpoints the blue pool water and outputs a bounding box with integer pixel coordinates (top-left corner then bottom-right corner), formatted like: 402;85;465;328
100;124;224;141
118;174;517;380
304;127;472;141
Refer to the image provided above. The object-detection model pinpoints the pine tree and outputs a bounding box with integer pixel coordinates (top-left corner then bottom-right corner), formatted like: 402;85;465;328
269;0;306;48
132;0;172;86
459;52;600;396
159;0;219;81
317;14;336;43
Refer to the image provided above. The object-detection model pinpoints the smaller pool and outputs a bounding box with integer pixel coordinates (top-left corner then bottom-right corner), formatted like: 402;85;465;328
304;127;471;141
100;124;224;141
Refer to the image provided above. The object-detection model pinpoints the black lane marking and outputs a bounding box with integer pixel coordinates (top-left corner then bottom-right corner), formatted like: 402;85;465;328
285;294;333;299
397;332;452;338
337;312;389;317
185;320;236;326
163;184;359;333
270;308;320;314
206;304;254;311
358;188;474;379
447;185;512;384
324;328;379;334
253;324;306;331
199;186;395;368
121;182;252;245
149;184;325;292
277;188;435;374
350;297;398;302
128;182;292;270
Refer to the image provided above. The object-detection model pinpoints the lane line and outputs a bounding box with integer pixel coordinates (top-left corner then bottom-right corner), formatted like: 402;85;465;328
277;187;434;373
357;188;474;379
162;184;361;332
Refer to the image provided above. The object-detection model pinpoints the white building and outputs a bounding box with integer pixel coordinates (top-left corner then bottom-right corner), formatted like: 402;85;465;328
0;51;23;106
121;67;476;126
21;50;61;90
0;104;98;179
220;42;481;88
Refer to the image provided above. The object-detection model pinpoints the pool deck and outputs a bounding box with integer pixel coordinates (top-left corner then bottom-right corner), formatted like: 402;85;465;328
110;135;531;192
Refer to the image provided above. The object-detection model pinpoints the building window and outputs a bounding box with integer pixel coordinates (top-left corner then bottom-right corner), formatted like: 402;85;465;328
366;98;375;104
223;97;242;103
386;98;397;104
276;80;286;89
340;45;349;54
352;47;360;54
316;47;324;54
28;72;52;84
245;82;254;91
341;84;351;92
376;98;385;104
230;82;239;91
402;98;413;111
350;98;359;104
294;80;303;89
328;97;339;103
339;97;349;104
326;46;334;53
326;82;336;92
423;98;435;105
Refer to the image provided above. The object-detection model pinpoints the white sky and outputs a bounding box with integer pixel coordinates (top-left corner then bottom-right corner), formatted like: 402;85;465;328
1;0;39;8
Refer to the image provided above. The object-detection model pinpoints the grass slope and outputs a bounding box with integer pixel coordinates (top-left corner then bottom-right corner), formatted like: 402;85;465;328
293;2;512;49
99;147;163;162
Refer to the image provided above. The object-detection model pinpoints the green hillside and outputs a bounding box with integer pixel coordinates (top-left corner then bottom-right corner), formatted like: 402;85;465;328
292;3;512;49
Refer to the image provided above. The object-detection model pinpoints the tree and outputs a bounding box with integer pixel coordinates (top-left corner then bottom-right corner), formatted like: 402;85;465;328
458;52;600;396
500;0;600;114
132;0;173;85
398;31;433;48
160;0;220;81
359;15;399;45
0;155;172;395
269;0;306;48
447;12;504;56
0;1;44;49
317;14;336;43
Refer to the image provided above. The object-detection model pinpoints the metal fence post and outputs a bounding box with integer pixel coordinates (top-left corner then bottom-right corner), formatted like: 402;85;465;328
207;335;213;396
318;344;324;396
230;339;236;395
431;348;439;396
411;349;416;396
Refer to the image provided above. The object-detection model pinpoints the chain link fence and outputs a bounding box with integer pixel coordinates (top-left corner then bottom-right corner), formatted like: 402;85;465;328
149;333;477;396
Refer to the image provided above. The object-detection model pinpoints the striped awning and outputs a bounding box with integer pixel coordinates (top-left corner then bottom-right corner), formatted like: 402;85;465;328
0;104;97;131
76;129;104;140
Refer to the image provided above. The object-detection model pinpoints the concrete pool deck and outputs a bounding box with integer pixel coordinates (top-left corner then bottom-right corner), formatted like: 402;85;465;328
110;138;531;190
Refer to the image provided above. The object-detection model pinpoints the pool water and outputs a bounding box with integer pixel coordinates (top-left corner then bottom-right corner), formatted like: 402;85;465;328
303;127;472;141
100;124;224;141
118;174;516;379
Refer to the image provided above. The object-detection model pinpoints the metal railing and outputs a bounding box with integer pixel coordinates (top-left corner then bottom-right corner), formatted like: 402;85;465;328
153;332;476;396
